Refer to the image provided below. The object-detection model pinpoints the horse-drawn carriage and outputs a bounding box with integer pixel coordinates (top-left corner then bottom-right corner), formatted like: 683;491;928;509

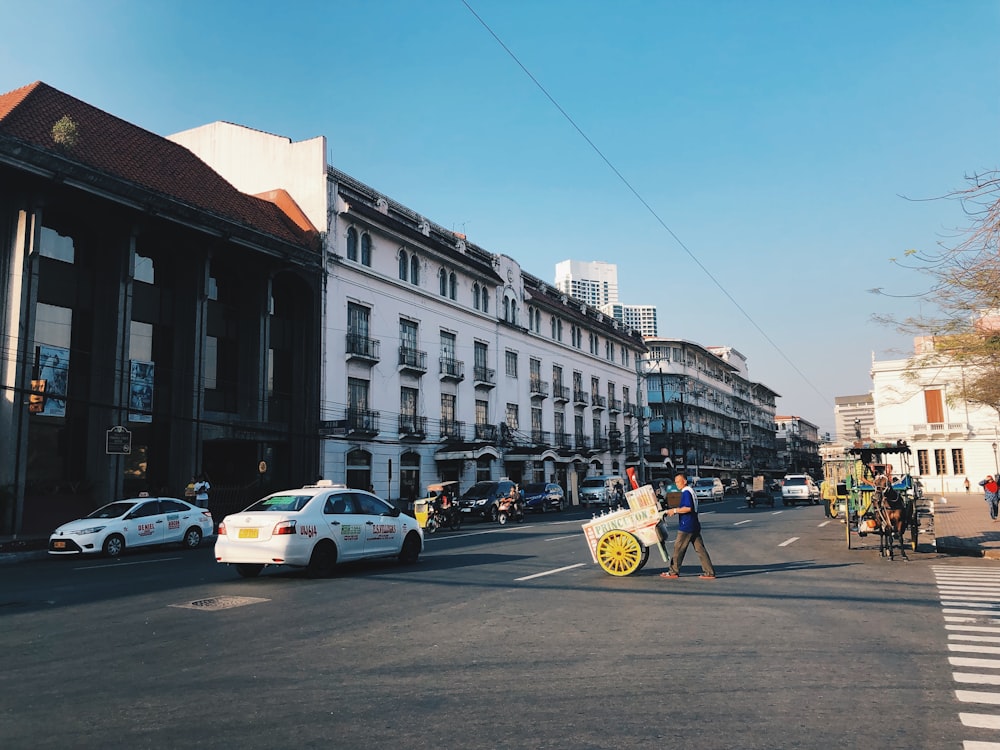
825;440;921;559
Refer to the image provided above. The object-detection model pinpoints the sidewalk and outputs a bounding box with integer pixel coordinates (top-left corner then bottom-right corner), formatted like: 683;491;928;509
931;491;1000;559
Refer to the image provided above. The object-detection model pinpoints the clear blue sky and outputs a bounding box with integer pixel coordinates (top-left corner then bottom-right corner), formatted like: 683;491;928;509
3;0;998;436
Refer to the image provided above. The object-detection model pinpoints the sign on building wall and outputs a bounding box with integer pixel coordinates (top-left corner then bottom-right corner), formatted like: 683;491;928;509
128;359;154;423
37;344;69;417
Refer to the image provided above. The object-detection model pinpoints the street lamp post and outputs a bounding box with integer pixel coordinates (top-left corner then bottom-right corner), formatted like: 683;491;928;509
992;441;998;477
854;418;862;441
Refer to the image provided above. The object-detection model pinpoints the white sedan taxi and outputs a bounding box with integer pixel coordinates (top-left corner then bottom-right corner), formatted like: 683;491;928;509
214;481;423;578
49;495;214;557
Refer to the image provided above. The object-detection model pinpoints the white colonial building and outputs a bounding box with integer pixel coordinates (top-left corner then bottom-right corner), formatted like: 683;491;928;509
170;124;647;504
870;346;1000;493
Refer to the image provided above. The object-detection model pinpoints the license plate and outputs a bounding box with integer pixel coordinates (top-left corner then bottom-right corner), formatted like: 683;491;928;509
461;507;471;513
238;528;259;539
53;540;66;549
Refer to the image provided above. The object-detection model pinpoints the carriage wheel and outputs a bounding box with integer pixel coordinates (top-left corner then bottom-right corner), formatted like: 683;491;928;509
910;507;920;551
596;530;648;576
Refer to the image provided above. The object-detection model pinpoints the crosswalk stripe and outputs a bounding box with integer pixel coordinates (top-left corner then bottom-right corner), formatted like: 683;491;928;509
950;657;1000;669
955;673;1000;685
957;690;1000;705
960;713;1000;729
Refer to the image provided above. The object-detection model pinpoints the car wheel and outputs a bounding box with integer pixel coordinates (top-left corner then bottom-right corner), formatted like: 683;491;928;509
182;527;202;550
398;532;421;564
102;534;125;558
541;503;549;514
236;563;263;578
307;540;337;578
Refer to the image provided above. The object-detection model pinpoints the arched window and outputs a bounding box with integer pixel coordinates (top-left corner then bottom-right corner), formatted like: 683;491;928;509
550;316;556;338
399;250;408;281
473;283;480;310
346;227;358;261
510;301;518;326
360;232;371;266
503;297;510;321
449;272;457;300
410;255;420;285
346;449;372;491
482;287;488;313
439;268;448;296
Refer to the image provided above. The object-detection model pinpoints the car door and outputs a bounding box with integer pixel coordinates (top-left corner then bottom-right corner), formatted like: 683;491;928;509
124;500;164;548
355;493;402;557
322;492;366;561
160;499;192;543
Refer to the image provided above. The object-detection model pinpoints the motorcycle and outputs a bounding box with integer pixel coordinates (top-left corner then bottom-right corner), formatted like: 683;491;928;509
494;495;524;525
424;502;462;533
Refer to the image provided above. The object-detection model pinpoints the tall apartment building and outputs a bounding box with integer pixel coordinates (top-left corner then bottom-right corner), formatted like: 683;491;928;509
834;393;874;443
556;260;658;336
555;259;619;307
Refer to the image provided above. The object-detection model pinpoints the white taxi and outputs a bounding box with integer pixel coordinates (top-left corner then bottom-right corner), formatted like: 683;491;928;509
48;495;213;557
214;482;423;578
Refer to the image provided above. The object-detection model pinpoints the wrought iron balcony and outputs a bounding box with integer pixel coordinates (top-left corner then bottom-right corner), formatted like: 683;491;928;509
608;398;622;414
554;431;572;449
531;429;550;445
475;423;498;441
398;346;427;374
552;384;570;402
574;434;590;450
591;395;606;410
530;379;549;398
573;390;590;406
439;419;465;441
345;407;379;436
473;366;496;388
398;414;427;439
346;333;380;363
439;357;465;382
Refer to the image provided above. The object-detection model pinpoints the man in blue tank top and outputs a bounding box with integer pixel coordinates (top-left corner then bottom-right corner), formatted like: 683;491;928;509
661;473;716;579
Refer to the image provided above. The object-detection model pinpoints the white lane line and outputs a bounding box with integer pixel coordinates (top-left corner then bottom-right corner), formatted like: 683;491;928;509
818;520;832;527
734;520;751;526
960;713;1000;729
947;617;1000;624
544;535;577;542
74;557;182;570
958;690;1000;705
778;537;799;547
950;644;1000;655
943;601;1000;609
515;563;586;581
964;741;1000;749
949;625;1000;633
945;609;1000;617
955;673;1000;685
951;657;1000;669
950;635;1000;643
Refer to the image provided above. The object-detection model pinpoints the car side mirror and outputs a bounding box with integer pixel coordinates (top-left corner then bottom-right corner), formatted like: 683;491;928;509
388;507;400;517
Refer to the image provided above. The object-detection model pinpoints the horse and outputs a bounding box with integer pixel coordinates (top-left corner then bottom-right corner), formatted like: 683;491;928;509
873;484;911;560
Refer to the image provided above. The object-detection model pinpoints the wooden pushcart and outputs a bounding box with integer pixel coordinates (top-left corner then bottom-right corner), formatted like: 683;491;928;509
581;483;672;576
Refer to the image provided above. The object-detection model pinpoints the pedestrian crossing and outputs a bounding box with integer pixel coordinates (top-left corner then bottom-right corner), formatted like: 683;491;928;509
935;565;1000;749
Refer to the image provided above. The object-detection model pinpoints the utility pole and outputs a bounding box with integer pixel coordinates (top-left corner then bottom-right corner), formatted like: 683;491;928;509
636;357;647;485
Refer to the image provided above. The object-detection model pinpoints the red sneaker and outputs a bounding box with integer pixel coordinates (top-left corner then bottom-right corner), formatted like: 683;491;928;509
699;575;716;579
660;572;679;579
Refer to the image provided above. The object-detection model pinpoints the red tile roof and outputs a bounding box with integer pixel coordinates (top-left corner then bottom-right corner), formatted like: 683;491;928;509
0;81;310;248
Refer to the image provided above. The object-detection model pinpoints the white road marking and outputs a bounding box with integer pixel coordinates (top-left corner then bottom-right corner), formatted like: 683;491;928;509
955;673;1000;685
515;563;586;581
949;625;1000;633
75;557;182;570
960;713;1000;729
734;520;751;526
950;644;1000;655
951;657;1000;669
778;537;799;547
818;520;832;527
964;742;1000;749
950;634;1000;643
958;690;1000;705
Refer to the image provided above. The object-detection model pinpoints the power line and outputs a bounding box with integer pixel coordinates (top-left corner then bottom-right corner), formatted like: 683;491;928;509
460;0;831;411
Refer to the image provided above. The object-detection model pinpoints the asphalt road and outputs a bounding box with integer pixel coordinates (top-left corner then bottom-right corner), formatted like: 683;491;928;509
0;496;993;749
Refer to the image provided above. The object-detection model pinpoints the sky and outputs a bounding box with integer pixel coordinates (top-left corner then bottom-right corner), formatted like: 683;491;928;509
3;0;998;436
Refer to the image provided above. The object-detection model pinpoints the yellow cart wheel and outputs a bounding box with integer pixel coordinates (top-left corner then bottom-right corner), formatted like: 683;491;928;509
596;530;648;576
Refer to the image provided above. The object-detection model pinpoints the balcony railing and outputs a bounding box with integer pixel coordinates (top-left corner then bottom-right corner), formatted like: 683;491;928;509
346;407;379;435
909;422;969;438
530;379;549;398
475;423;498;441
398;346;427;374
552;384;570;402
591;395;606;410
439;357;465;381
574;434;590;450
473;366;496;388
591;437;608;452
439;419;465;441
554;431;572;449
531;429;550;445
608;398;622;414
398;414;427;438
573;390;589;406
346;333;380;363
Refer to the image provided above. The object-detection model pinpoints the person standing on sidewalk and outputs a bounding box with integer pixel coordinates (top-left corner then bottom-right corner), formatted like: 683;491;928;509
979;475;999;521
660;474;716;580
965;477;971;493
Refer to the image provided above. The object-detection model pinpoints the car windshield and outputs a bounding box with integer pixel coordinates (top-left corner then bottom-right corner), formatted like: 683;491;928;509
695;479;715;487
785;477;807;486
243;494;314;512
86;501;139;519
522;483;547;494
462;482;496;499
581;479;605;488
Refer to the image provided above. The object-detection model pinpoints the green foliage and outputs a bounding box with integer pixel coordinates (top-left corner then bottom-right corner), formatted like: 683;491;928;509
51;115;79;149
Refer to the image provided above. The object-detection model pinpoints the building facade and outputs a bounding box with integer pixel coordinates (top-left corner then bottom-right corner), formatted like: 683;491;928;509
554;259;619;307
171;125;649;505
834;393;875;443
642;338;780;482
597;302;658;338
774;416;822;475
0;83;323;534
871;349;999;493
